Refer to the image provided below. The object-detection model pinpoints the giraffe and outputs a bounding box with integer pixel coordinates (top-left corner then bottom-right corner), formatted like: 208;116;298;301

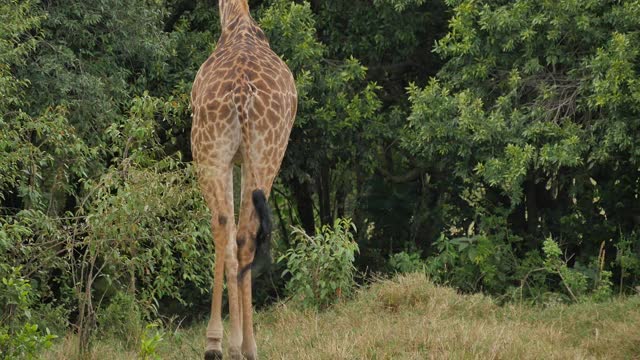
190;0;297;359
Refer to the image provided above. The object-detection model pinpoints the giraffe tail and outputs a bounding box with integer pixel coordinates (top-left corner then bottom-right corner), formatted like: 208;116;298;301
252;189;272;263
238;189;272;281
234;74;271;279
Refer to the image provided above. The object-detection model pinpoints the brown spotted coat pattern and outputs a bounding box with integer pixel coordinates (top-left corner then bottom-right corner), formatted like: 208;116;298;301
190;1;297;359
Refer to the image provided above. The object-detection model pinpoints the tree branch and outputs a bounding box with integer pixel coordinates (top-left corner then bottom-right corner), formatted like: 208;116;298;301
377;165;424;183
164;0;197;32
309;0;322;13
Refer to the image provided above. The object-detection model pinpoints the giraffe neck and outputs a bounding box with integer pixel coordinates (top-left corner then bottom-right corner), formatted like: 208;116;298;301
219;0;250;28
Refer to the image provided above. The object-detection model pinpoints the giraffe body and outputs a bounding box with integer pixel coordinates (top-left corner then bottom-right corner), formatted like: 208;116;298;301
191;1;297;359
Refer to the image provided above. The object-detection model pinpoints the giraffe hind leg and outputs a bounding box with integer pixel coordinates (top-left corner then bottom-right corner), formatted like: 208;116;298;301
235;169;275;359
199;167;235;359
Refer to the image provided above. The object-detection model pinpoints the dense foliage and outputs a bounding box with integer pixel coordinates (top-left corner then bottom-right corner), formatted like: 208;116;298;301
1;0;639;354
404;0;640;299
279;218;359;308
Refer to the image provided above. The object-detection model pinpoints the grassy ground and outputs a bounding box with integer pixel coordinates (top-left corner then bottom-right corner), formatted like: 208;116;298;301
45;273;640;359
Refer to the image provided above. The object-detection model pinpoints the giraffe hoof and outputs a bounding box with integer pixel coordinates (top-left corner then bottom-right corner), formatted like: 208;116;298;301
204;350;223;360
242;341;257;360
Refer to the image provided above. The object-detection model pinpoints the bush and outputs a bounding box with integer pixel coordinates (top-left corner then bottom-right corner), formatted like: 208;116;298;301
615;232;640;293
389;250;424;273
542;237;588;301
97;292;144;350
542;237;614;302
139;322;164;360
0;267;56;359
279;218;359;308
424;231;517;294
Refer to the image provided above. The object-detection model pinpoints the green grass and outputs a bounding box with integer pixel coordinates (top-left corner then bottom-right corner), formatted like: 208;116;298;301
45;273;640;359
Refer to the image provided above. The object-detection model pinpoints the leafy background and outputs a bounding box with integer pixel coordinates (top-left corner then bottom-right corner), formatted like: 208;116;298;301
1;0;639;356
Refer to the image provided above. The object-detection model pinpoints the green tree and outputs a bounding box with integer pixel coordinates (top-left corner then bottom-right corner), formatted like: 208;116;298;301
404;0;640;295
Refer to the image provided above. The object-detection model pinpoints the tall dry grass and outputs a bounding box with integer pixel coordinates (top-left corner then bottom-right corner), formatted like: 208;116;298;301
45;273;640;359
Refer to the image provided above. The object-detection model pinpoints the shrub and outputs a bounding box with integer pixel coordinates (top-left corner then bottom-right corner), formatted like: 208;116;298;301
139;322;164;360
97;291;144;350
542;237;614;302
389;250;424;273
542;237;588;301
0;267;56;359
279;218;359;308
424;231;517;294
615;232;640;293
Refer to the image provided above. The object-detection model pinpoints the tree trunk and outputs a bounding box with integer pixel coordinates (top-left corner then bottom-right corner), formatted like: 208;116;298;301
289;177;315;236
525;170;538;249
272;193;290;247
318;165;332;227
336;181;347;220
309;0;322;13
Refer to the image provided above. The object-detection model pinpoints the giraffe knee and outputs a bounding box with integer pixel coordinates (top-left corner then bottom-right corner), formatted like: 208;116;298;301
224;244;238;265
236;231;257;251
236;236;246;248
237;239;255;264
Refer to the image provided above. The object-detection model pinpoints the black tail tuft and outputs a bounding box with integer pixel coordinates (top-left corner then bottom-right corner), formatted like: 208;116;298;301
238;189;272;281
252;189;272;262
